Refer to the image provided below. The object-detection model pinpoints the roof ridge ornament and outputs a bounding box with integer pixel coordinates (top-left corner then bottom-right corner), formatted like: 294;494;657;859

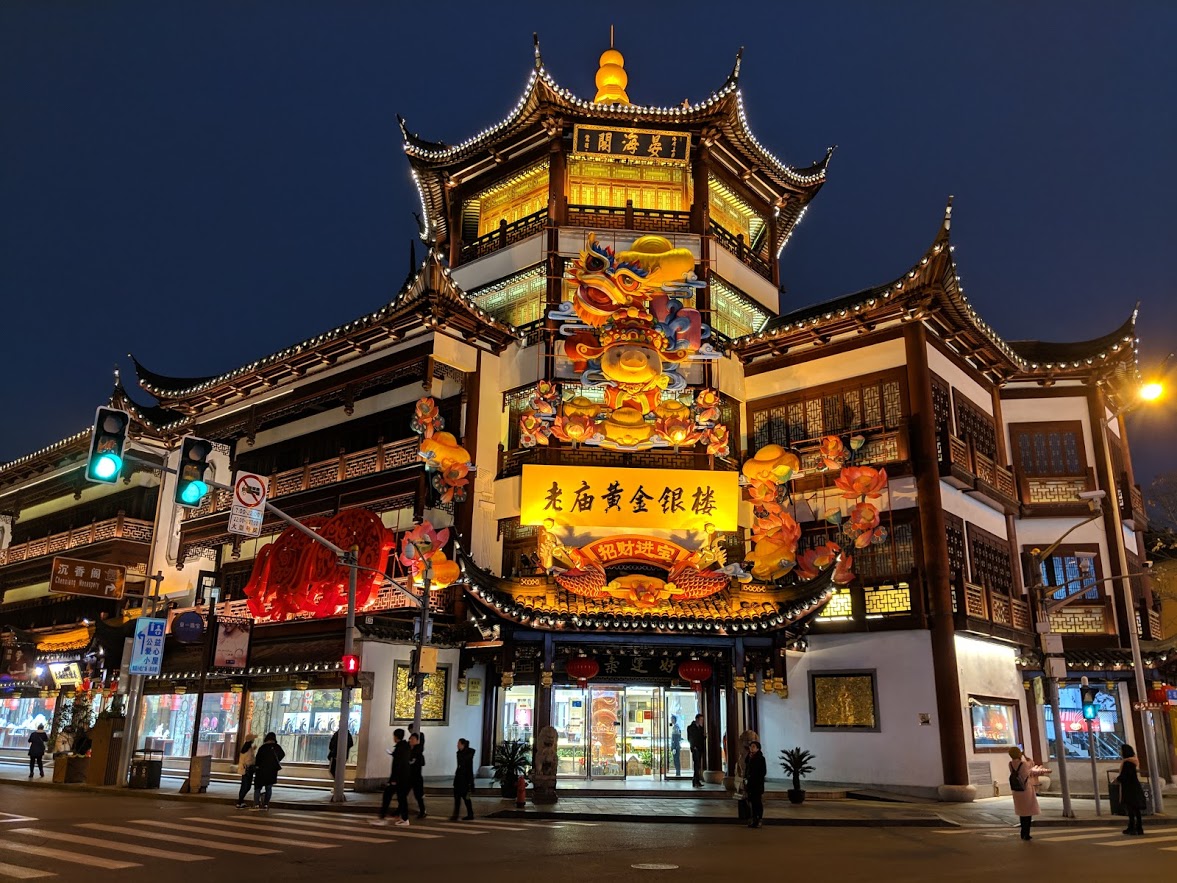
730;47;744;82
533;32;542;70
594;28;629;105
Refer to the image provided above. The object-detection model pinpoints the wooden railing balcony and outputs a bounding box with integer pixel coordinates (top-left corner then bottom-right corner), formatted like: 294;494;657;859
566;202;691;235
183;437;421;520
459;210;548;262
496;444;738;480
0;513;154;567
791;425;909;477
937;428;1018;512
1016;467;1098;516
1118;472;1148;530
710;221;773;280
957;580;1032;633
1047;602;1111;635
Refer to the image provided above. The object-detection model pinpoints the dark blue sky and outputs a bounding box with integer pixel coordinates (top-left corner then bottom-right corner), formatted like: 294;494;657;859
2;2;1174;486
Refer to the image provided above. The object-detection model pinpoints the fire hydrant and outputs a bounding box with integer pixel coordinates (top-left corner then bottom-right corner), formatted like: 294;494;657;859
515;774;527;808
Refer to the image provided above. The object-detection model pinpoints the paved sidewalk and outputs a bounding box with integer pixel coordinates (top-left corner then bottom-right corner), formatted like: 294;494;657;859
1;760;1169;828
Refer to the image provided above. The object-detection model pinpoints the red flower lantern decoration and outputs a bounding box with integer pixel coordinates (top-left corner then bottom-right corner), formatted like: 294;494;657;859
678;659;713;693
566;656;600;688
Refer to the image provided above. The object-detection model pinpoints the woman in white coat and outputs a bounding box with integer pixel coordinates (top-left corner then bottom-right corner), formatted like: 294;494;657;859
1009;746;1050;840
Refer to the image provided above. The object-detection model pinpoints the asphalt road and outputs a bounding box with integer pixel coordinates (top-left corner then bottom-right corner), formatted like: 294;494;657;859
2;785;1174;882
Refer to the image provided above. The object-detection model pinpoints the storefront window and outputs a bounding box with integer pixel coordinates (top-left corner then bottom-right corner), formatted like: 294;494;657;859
969;697;1021;751
500;686;535;745
246;689;360;765
1044;686;1126;761
0;696;57;750
140;694;197;757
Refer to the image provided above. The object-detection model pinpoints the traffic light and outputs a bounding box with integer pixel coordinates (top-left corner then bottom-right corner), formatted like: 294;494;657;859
86;407;131;484
342;654;360;688
1082;688;1098;721
174;436;213;507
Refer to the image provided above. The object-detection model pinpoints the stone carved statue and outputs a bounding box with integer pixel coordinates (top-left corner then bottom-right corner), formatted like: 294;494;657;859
532;725;559;804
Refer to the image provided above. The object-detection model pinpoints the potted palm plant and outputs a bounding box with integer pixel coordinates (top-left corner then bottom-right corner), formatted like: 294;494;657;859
491;740;532;799
780;747;816;805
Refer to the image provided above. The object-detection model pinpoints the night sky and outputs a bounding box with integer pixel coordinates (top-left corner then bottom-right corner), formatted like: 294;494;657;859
2;2;1174;486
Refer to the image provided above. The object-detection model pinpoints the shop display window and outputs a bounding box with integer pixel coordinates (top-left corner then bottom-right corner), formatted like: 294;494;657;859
0;696;57;750
139;694;197;757
968;696;1021;751
500;685;535;745
1044;686;1126;761
246;689;360;765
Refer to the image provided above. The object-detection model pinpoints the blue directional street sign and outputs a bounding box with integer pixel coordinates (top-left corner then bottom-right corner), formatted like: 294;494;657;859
128;617;167;676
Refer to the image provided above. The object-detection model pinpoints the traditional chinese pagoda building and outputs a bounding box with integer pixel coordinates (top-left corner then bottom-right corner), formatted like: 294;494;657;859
2;36;1168;796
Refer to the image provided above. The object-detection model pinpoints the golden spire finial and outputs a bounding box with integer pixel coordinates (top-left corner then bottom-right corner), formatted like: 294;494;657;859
594;27;629;104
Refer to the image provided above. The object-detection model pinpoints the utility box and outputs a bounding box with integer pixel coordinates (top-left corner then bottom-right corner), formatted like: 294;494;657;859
188;753;213;793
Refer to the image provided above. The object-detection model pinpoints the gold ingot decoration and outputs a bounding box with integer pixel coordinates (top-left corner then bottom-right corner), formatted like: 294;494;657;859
741;444;801;484
563;396;601;420
601;406;654;446
419;431;470;473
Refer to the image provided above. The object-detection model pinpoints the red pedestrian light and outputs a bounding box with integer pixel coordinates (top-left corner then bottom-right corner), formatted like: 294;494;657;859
342;654;360;675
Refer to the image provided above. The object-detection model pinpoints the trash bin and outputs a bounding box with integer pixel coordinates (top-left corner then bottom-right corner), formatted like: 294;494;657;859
130;748;163;789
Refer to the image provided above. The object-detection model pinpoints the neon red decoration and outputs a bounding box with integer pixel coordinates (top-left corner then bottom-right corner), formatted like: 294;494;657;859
678;659;713;692
566;656;600;688
242;508;396;622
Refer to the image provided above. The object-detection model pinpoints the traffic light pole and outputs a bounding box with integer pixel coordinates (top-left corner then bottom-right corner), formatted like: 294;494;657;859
1086;718;1102;815
411;560;433;743
332;546;358;804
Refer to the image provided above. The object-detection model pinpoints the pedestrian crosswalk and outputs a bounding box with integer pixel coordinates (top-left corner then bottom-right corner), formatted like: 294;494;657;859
0;810;587;879
936;824;1177;854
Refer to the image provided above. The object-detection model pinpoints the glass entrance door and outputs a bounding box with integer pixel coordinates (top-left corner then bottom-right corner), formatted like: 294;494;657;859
663;688;700;780
589;687;624;778
623;687;660;780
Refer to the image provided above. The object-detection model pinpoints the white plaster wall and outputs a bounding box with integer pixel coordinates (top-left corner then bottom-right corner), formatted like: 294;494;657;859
954;634;1028;794
451;235;546;292
712;245;778;311
499;344;542;400
354;640;487;784
926;345;993;417
743;338;907;403
940;485;1010;538
471;350;504;571
758;630;945;792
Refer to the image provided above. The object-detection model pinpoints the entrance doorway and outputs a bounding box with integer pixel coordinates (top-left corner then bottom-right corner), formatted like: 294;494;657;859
551;685;700;781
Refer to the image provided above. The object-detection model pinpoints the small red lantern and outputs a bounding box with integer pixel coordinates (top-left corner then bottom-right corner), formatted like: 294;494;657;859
678;659;713;693
171;694;185;712
566;656;600;688
221;693;235;711
6;698;19;711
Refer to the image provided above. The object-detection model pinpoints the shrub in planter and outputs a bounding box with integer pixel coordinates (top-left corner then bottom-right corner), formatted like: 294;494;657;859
492;740;532;798
780;747;816;805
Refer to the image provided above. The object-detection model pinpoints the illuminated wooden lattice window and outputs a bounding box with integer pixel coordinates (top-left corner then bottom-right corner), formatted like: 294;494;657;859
1010;421;1085;477
708;175;766;251
466;161;550;238
1037;545;1103;602
471;267;546;327
967;524;1013;596
954;392;997;460
710;275;771;340
568;158;689;211
816;588;853;621
749;371;906;449
498;517;539;578
863;583;912;618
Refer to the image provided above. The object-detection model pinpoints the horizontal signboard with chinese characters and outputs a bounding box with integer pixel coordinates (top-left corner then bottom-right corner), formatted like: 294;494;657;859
520;465;737;531
49;557;126;600
572;125;690;165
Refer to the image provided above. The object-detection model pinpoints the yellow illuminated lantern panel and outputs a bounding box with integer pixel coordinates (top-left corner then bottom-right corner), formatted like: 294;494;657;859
521;464;738;532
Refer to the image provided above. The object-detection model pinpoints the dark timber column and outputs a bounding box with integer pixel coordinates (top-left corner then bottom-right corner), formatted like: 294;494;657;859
480;661;498;769
534;633;554;740
705;669;722;780
1086;390;1134;646
904;323;972;798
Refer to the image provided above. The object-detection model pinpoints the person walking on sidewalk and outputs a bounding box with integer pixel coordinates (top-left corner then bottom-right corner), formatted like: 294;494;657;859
373;728;412;827
235;732;258;808
27;724;48;778
687;714;706;787
1008;746;1049;841
743;740;767;828
252;732;285;811
409;732;427;818
328;729;353;777
1116;744;1146;835
451;738;476;821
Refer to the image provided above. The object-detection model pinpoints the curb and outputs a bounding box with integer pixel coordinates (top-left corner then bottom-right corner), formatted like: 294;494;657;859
492;809;954;827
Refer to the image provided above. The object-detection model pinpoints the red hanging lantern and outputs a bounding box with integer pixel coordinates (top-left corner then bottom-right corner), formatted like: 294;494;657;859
171;694;185;712
6;698;19;710
565;656;600;688
678;659;713;693
221;693;235;711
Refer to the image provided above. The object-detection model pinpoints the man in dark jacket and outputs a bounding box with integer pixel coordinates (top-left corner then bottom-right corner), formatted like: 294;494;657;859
743;740;767;828
327;729;353;776
252;732;286;810
27;724;49;778
373;729;413;826
409;733;427;818
451;738;476;821
687;714;706;787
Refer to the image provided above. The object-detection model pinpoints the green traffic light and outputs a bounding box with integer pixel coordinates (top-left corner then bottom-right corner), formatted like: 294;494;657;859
92;452;122;480
180;480;209;505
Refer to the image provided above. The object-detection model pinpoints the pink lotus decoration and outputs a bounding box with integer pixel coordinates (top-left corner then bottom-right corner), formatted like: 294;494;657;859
834;465;888;500
819;435;846;470
797;542;843;580
848;501;885;548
